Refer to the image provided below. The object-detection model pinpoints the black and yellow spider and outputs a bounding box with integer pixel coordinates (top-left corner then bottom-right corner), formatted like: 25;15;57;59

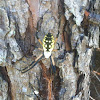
20;31;60;73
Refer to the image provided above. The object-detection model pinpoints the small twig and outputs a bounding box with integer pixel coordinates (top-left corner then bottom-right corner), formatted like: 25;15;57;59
93;71;100;76
89;96;95;100
92;71;100;82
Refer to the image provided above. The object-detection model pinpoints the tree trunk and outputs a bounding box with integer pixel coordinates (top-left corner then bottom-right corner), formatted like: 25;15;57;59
0;0;99;100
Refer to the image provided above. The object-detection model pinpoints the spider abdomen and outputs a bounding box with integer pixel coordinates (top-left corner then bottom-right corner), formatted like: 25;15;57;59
43;33;54;51
43;33;55;58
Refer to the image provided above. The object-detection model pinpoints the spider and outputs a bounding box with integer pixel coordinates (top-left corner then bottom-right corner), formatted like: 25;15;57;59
20;30;60;73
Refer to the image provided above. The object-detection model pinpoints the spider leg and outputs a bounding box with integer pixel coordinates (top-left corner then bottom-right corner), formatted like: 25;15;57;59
21;54;44;73
53;43;60;51
36;31;43;46
50;55;56;73
31;44;43;51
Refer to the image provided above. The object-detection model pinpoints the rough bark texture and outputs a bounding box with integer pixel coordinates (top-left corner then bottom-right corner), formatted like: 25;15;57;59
0;0;99;100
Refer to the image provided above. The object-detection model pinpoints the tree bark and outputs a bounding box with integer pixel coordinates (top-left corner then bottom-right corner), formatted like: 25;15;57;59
0;0;99;100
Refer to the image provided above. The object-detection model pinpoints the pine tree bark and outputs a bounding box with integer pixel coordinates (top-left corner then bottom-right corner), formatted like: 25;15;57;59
0;0;99;100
